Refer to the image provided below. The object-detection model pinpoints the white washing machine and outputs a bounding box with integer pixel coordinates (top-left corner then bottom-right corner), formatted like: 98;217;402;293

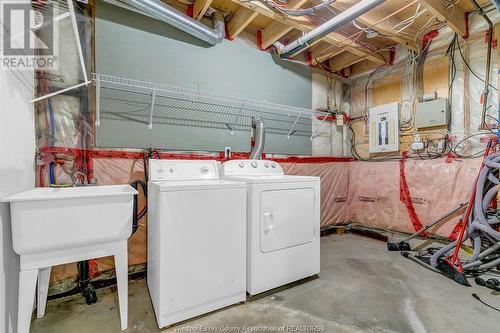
221;160;320;296
147;160;247;328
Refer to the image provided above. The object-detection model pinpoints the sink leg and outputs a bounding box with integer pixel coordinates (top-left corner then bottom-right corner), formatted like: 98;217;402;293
37;267;52;318
114;241;128;330
18;269;38;333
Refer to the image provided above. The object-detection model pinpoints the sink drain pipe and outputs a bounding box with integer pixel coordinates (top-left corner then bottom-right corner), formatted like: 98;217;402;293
130;180;148;234
76;180;148;305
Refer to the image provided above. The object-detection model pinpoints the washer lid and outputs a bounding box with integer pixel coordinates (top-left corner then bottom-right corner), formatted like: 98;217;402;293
152;179;247;191
223;175;319;184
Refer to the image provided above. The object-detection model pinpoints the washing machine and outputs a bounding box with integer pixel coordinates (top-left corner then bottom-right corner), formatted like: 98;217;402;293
221;159;320;296
147;160;247;328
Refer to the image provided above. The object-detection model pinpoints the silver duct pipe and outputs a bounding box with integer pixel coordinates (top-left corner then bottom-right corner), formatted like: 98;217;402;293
117;0;225;45
274;0;385;59
250;118;265;160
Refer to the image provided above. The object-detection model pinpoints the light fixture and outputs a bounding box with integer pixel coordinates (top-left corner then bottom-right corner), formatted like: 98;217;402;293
366;29;379;39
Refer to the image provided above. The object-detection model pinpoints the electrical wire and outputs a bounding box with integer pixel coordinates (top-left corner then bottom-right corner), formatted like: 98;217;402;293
456;34;497;91
472;293;500;312
253;0;337;17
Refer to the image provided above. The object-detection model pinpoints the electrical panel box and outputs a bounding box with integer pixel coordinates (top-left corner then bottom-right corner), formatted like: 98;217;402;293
368;102;399;153
416;98;449;129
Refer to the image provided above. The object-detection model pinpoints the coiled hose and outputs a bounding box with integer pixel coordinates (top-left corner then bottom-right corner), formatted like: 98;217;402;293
430;153;500;271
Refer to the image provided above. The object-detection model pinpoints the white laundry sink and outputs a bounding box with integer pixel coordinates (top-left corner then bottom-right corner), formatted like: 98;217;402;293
3;185;137;255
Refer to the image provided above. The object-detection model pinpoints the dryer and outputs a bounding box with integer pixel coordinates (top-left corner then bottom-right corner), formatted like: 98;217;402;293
147;160;247;328
221;160;320;296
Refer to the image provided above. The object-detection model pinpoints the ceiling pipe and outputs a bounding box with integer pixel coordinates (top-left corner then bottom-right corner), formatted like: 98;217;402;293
117;0;225;45
274;0;385;59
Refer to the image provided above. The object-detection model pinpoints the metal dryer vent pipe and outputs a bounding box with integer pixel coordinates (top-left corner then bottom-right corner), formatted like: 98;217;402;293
118;0;225;45
250;118;265;160
274;0;385;59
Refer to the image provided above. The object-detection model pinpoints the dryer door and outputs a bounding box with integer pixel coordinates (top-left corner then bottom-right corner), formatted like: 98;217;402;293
260;188;315;253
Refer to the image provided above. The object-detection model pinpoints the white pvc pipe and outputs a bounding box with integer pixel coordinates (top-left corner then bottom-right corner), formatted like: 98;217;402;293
276;0;385;58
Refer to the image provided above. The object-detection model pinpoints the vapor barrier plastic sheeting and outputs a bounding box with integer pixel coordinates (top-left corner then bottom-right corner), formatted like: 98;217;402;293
281;162;349;227
348;158;481;235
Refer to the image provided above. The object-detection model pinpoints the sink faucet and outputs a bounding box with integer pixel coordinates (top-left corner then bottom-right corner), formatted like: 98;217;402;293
72;171;88;186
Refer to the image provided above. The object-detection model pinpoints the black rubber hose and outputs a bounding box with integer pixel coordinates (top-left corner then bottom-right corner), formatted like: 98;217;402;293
130;180;148;234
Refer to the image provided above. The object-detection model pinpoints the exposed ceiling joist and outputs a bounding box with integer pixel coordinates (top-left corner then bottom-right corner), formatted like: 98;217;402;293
227;7;259;39
258;0;309;49
349;59;383;77
193;0;214;20
331;0;417;51
309;44;343;65
230;0;385;65
330;51;376;71
260;21;293;50
419;0;467;37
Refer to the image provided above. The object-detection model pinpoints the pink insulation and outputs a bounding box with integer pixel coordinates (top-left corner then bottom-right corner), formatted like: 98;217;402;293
282;162;349;227
347;158;481;237
347;161;405;232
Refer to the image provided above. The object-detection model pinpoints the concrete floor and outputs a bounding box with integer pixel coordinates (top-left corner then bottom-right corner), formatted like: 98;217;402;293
32;234;500;333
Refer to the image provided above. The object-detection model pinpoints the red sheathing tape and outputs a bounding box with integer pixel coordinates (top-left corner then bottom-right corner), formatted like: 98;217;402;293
257;30;265;50
39;147;353;163
186;4;194;18
422;29;439;49
389;47;396;65
399;153;426;234
89;259;98;279
306;51;313;66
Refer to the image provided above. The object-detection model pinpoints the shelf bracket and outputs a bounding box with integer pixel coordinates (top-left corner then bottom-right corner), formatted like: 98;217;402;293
287;111;303;139
95;75;101;126
149;87;157;129
229;100;246;135
311;115;328;140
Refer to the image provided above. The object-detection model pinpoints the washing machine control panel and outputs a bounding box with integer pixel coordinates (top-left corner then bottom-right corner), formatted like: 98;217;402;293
221;160;283;176
149;159;219;181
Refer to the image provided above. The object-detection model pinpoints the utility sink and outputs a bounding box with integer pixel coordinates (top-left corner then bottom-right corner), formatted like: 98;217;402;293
3;185;137;255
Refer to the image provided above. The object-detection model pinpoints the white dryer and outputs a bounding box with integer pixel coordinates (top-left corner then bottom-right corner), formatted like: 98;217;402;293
221;160;320;296
147;160;247;328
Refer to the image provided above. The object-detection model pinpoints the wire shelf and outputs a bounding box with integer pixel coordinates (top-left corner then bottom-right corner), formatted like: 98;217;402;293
93;73;330;138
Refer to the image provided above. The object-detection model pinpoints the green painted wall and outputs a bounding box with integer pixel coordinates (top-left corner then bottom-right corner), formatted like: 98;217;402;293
95;0;313;154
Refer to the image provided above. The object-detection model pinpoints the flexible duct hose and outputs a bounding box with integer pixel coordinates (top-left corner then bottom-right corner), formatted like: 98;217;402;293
430;153;500;269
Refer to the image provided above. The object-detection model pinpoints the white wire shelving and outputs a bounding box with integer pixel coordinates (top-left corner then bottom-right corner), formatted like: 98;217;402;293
93;73;331;138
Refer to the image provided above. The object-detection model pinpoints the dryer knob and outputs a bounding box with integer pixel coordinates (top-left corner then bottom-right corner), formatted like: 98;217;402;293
264;162;269;168
271;163;276;168
251;161;258;168
238;162;244;168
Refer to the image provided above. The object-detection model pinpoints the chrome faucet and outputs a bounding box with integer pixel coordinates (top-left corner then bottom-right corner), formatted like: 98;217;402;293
72;171;88;186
